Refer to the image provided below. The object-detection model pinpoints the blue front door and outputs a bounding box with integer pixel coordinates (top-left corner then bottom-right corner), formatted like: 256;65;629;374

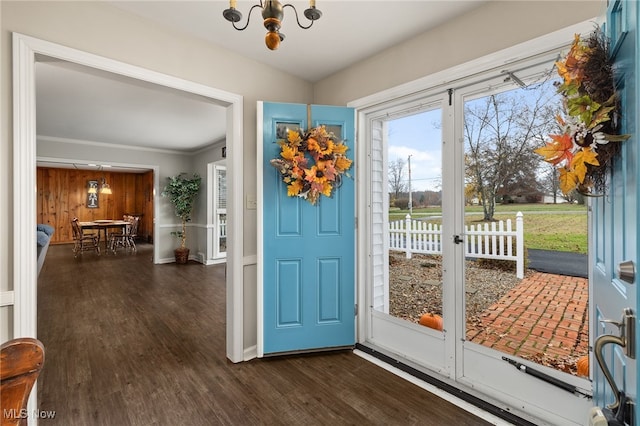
592;0;638;418
259;102;355;355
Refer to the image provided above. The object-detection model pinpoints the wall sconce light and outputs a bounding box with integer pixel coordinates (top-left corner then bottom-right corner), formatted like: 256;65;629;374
100;177;112;195
223;1;322;50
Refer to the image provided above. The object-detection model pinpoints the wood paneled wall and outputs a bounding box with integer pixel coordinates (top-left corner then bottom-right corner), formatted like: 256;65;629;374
37;168;154;244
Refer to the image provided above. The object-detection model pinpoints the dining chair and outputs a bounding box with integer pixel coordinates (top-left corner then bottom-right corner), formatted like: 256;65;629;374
109;216;139;254
1;338;45;426
71;217;100;257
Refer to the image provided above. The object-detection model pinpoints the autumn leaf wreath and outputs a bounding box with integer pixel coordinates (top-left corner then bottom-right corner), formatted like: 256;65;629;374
270;125;353;205
535;29;630;195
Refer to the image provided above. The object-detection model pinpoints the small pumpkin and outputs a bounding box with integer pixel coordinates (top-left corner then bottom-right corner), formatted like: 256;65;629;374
419;313;443;331
576;355;589;377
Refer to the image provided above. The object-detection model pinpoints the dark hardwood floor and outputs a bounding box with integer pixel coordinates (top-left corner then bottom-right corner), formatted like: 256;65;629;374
37;243;492;425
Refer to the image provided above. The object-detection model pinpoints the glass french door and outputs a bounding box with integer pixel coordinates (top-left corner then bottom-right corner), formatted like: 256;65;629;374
455;68;593;424
365;92;451;376
364;48;594;425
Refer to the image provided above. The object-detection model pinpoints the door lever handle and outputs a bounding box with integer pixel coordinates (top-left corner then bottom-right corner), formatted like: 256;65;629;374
453;235;464;244
595;308;636;411
599;308;636;360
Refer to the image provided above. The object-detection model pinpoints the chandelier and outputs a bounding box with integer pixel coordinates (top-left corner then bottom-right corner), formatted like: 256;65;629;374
223;1;322;50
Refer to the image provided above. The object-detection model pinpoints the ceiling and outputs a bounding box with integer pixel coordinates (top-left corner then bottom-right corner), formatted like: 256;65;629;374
36;0;487;167
109;1;487;83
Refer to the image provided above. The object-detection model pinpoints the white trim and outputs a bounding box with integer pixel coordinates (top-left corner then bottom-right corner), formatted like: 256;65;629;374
256;101;265;358
0;291;15;307
349;19;597;111
13;33;38;340
227;99;245;363
12;33;245;364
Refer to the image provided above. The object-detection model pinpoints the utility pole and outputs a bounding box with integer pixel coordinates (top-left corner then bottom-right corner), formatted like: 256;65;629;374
408;154;413;215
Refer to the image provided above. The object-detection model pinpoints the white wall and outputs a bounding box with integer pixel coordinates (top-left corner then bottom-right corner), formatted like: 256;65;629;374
314;1;605;105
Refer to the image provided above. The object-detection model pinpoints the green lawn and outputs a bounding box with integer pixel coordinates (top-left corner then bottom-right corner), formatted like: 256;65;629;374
389;203;588;254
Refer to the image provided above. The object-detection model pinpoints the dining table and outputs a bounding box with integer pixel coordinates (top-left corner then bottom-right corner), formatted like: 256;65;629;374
79;220;130;250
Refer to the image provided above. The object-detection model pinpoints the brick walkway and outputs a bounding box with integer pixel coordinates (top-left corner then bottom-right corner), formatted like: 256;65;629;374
467;272;589;366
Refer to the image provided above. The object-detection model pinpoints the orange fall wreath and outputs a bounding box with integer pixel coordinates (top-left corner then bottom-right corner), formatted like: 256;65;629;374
270;125;353;205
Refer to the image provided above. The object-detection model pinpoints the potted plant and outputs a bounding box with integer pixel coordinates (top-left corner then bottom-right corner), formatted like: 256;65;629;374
161;173;201;264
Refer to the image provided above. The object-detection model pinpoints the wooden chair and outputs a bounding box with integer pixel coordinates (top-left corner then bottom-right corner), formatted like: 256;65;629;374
109;216;139;254
1;338;45;426
71;217;100;257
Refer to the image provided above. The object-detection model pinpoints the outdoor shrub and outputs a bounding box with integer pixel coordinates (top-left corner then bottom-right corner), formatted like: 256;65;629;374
394;198;410;210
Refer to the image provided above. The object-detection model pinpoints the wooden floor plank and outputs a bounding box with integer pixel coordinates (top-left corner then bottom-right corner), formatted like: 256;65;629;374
37;243;492;425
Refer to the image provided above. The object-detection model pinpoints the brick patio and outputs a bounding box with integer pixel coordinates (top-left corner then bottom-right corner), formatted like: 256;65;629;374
466;272;589;368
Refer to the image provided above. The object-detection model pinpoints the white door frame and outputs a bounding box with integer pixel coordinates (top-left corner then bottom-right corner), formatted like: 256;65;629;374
352;18;596;341
350;20;597;425
12;33;245;363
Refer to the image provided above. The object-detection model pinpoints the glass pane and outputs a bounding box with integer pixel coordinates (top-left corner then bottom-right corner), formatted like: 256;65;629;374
218;213;227;254
384;108;444;332
463;79;589;376
217;168;227;209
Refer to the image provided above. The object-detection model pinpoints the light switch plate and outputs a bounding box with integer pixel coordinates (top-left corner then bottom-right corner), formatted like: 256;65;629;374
246;194;257;210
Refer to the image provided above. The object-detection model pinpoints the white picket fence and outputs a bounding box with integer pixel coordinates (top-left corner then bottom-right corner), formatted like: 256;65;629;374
389;212;524;278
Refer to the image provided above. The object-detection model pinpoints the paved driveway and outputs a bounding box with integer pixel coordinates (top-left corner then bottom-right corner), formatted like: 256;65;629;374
528;249;587;278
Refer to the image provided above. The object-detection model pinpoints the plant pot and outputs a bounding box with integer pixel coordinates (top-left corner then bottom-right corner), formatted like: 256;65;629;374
174;247;190;264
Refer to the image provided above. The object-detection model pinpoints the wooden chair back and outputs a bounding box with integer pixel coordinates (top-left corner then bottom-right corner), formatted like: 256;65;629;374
1;338;45;426
71;217;82;240
128;216;140;238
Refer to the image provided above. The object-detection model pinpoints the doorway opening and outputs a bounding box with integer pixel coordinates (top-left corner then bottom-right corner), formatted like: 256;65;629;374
13;33;245;367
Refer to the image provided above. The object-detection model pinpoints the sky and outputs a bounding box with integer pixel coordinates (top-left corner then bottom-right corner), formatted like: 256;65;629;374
387;77;560;193
387;108;442;192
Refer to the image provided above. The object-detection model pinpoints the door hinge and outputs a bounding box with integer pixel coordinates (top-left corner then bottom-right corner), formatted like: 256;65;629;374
354;304;358;316
448;88;453;106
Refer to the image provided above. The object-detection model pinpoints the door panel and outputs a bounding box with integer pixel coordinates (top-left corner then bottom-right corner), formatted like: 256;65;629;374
259;102;355;355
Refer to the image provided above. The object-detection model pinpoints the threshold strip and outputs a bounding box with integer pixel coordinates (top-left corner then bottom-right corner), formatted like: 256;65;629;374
355;344;537;426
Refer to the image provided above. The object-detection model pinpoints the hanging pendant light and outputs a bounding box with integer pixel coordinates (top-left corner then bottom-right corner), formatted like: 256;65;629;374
223;0;322;50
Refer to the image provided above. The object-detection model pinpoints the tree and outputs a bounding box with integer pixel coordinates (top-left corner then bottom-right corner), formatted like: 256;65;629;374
464;82;557;220
388;158;407;202
537;163;561;203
